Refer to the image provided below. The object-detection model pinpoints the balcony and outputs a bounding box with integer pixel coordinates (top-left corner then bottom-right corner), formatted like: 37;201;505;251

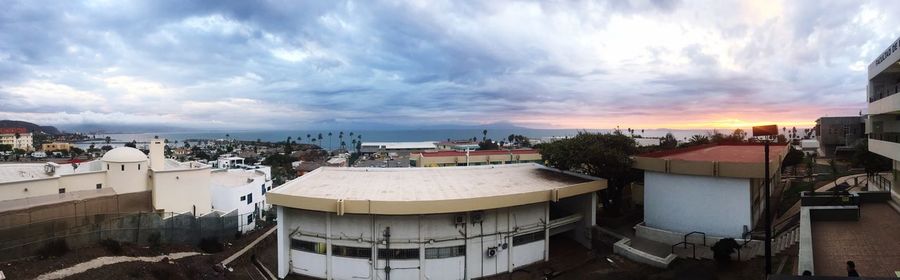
868;133;900;162
869;82;900;103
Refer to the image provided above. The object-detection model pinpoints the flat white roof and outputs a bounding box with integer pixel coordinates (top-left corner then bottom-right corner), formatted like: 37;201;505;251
361;141;437;150
211;169;265;188
268;163;606;215
0;161;103;183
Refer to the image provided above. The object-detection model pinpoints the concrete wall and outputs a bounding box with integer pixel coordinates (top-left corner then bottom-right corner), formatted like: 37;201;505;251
209;171;271;233
280;202;554;279
59;171;107;193
644;171;752;238
0;178;60;200
151;168;212;215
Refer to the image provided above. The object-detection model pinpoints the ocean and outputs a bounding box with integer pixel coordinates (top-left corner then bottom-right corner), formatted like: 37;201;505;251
76;128;738;151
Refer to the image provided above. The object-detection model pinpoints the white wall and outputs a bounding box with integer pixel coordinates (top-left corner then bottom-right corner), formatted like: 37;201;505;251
279;203;553;280
644;171;752;238
152;168;212;215
104;161;149;194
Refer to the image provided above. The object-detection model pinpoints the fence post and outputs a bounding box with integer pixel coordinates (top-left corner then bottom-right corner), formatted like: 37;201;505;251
135;212;141;243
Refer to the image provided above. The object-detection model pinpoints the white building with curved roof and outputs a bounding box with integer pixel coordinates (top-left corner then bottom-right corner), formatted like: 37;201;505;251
269;163;605;280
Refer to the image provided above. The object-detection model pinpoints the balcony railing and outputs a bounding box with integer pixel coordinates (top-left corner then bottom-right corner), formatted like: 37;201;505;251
870;82;900;103
868;132;900;144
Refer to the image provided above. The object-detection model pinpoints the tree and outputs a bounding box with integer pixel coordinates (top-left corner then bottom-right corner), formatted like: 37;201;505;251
70;147;84;157
125;140;137;148
307;134;312;144
781;146;804;173
482;129;488;142
285;137;293;154
660;133;678;149
317;133;323;147
682;134;710;147
339;131;344;149
731;129;747;142
104;136;111;144
478;139;500;150
851;141;892;177
328;132;333;151
711;238;740;265
540;131;640;213
0;144;11;152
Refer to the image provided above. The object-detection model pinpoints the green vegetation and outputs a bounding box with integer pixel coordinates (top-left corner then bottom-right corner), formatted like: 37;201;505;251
851;140;892;177
539;131;640;213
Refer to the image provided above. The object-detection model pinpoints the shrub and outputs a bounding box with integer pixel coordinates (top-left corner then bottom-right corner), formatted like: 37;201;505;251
199;237;224;253
100;238;123;255
711;238;740;265
37;238;69;258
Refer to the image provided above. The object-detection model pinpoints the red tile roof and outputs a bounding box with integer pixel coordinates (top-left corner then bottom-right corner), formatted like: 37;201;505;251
638;144;788;164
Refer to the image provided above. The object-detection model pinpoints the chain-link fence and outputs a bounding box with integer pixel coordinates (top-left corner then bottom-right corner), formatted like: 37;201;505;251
0;210;246;261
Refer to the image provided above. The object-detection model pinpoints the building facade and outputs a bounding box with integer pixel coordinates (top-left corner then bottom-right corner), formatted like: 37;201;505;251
210;167;273;233
866;36;900;198
268;164;604;280
814;116;865;157
633;144;787;239
0;128;33;151
41;142;71;152
409;150;542;167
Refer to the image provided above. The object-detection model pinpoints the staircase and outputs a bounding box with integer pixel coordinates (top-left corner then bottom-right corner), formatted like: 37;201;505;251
670;226;800;261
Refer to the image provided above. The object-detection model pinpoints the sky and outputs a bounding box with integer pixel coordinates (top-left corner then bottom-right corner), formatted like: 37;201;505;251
0;0;897;131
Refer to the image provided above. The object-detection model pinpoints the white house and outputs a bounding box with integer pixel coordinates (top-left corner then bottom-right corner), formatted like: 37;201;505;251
632;144;788;241
268;164;605;280
210;167;273;233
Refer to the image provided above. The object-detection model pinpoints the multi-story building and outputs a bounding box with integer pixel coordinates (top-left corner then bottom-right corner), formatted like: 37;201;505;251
866;36;900;197
814;116;866;157
41;142;71;152
0;128;33;151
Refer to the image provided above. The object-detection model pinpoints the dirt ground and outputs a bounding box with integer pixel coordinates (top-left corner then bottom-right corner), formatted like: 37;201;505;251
0;224;275;280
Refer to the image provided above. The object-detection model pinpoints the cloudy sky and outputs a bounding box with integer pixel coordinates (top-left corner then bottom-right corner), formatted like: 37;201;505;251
0;0;896;130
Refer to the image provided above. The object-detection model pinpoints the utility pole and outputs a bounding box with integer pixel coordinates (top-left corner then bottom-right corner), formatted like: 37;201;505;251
752;124;777;276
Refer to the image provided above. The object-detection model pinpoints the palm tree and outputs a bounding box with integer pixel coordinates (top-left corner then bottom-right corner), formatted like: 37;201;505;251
317;133;323;147
306;134;312;144
328;132;333;150
104;136;111;144
339;132;345;149
482;129;488;142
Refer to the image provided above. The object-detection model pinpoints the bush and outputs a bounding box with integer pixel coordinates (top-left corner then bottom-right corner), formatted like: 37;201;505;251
100;239;123;255
147;232;162;252
711;238;740;265
199;237;224;253
37;239;69;259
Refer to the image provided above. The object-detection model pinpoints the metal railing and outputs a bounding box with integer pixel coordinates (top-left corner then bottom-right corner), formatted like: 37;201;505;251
870;83;900;103
683;231;706;246
869;132;900;144
671;241;697;259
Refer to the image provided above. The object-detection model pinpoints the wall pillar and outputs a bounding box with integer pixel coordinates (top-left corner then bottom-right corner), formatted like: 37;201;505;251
276;206;289;278
325;212;332;280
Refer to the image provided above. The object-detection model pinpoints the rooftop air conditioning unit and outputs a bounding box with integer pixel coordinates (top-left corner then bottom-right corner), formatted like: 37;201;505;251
470;211;484;224
486;247;497;258
453;214;466;226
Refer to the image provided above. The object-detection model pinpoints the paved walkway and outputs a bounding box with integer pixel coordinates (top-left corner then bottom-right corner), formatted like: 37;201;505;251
812;203;900;277
34;252;201;280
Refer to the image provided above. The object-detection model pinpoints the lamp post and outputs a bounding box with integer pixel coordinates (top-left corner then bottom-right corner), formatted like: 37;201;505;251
752;124;778;275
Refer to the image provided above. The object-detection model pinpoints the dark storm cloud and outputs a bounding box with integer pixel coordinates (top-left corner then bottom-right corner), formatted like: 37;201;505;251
0;0;895;129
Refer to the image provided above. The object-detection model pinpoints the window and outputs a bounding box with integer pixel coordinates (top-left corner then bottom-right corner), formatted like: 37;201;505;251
333;245;372;259
58;188;66;194
96;183;102;189
121;165;125;171
291;239;326;254
513;232;545;246
377;248;420;260
267;186;271;191
261;184;266;195
138;164;141;170
247;214;253;224
425;245;466;259
107;164;109;170
246;193;253;204
240;195;246;201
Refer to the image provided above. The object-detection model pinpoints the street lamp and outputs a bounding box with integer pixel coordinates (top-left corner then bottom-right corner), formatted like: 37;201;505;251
752;124;778;275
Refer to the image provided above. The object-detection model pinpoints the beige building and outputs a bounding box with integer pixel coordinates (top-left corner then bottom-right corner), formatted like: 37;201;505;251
0;128;33;151
41;142;71;152
409;149;542;167
269;164;605;279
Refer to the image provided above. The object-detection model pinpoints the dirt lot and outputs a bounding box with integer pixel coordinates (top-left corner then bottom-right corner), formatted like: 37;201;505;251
0;224;275;280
